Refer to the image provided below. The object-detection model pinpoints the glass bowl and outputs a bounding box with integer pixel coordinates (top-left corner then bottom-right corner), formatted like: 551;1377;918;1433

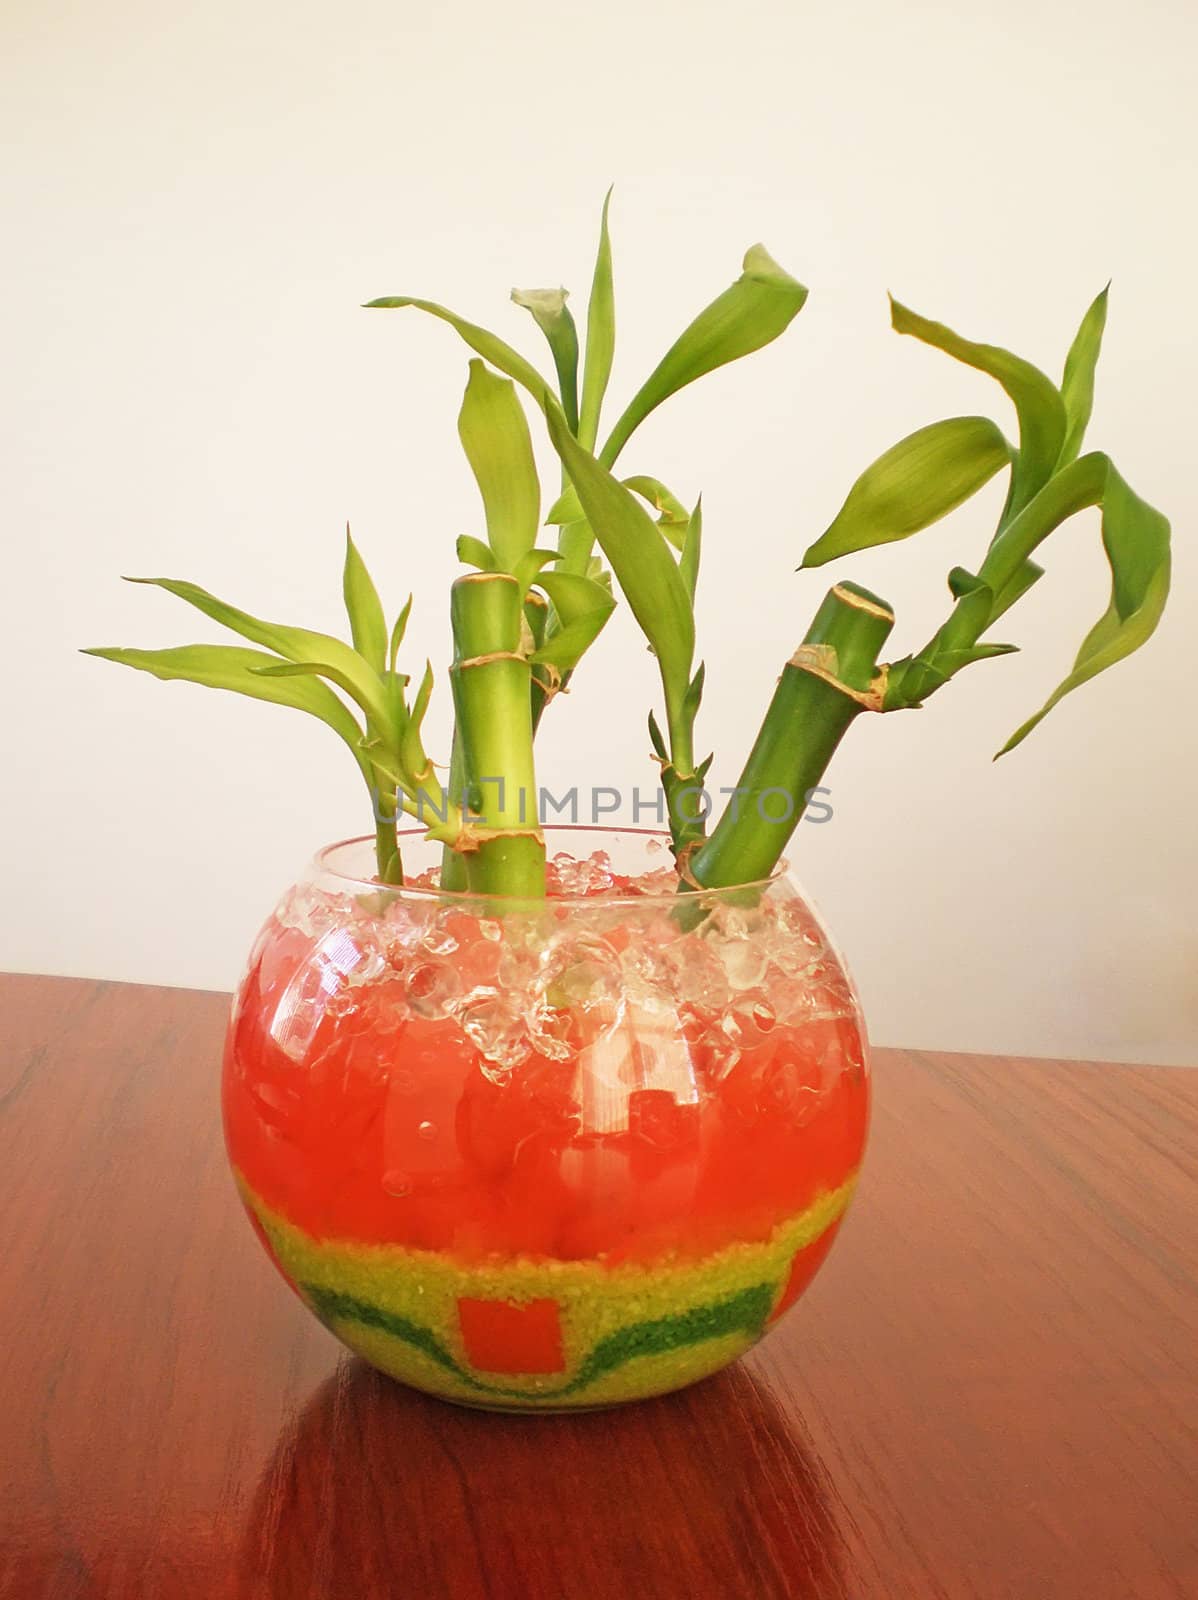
223;827;868;1410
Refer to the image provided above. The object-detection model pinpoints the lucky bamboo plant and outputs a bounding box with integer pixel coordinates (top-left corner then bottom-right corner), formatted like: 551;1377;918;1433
86;198;1171;900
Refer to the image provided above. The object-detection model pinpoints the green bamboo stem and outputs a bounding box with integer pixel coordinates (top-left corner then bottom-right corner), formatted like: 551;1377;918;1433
374;795;404;885
659;707;708;860
660;763;707;858
449;572;545;898
439;732;469;890
689;582;894;889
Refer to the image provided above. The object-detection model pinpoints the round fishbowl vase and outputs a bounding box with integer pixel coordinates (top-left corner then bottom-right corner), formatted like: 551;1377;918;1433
223;828;868;1410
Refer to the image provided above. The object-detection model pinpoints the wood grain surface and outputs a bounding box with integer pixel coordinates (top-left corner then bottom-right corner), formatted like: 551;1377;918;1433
1;972;1194;1599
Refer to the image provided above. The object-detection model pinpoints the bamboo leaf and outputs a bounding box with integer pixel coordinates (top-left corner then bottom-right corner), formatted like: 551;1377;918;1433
890;298;1066;517
680;497;702;601
457;359;541;573
252;659;395;721
1058;284;1110;467
123;576;392;730
383;668;410;738
884;643;1019;706
997;460;1170;752
801;417;1012;568
557;517;598;579
400;660;435;777
545;484;584;525
456;535;496;571
624;475;691;552
512;547;561;593
683;659;706;720
548;474;690;549
342;528;387;674
408;659;434;730
531;571;616;670
358;738;407;796
389;595;413;672
81;643;371;779
623;475;689;527
599;244;808;468
543;403;695;717
511;287;579;434
578;188;615;451
990;559;1044;623
363;295;551;411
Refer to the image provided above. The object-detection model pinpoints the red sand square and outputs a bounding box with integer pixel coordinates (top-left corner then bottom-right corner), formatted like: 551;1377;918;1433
458;1296;566;1374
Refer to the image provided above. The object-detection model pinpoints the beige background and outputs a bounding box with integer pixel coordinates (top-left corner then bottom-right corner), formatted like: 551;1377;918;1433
3;0;1195;1063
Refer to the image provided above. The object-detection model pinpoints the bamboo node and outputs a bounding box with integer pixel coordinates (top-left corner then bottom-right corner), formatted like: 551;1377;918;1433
675;839;705;889
831;583;895;623
457;824;545;850
454;650;527;669
789;644;887;711
531;662;565;701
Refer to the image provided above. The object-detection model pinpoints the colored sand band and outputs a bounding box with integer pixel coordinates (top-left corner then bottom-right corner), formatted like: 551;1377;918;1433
241;1174;857;1406
304;1280;777;1402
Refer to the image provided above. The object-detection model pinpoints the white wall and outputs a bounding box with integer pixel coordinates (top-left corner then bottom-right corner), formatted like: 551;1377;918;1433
3;0;1195;1064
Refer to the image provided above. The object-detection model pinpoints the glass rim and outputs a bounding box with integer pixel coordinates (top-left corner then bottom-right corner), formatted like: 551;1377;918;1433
312;825;788;908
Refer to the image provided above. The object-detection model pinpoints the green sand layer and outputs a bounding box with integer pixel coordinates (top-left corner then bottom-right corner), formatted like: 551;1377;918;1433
241;1176;856;1407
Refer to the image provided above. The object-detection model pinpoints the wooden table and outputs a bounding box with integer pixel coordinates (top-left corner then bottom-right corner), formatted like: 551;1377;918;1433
2;973;1195;1599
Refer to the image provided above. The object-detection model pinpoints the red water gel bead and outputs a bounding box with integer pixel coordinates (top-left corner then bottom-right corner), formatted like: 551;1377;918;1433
457;1296;566;1374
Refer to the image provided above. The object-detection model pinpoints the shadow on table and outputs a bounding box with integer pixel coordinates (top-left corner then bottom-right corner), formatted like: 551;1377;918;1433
237;1356;847;1599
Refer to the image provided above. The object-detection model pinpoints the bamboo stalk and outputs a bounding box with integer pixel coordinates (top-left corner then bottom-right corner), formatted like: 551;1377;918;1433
374;793;404;885
449;573;545;898
439;732;469;890
689;583;894;889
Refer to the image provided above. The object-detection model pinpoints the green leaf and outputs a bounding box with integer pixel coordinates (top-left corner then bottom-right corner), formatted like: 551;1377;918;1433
457;359;541;572
683;659;706;720
578;188;615;452
623;475;689;525
123;576;392;730
801;417;1012;568
382;667;410;736
1058;284;1110;467
363;295;551;411
511;287;580;434
531;571;616;671
358;738;407;796
543;403;695;720
556;517;597;579
883;643;1019;707
599;244;808;468
997;458;1171;752
81;643;371;780
456;534;496;571
544;483;584;525
624;475;691;552
989;559;1044;623
512;547;561;593
679;497;702;602
342;527;387;674
400;660;435;777
252;659;396;721
548;474;690;550
890;298;1066;518
947;561;1043;614
389;594;413;672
